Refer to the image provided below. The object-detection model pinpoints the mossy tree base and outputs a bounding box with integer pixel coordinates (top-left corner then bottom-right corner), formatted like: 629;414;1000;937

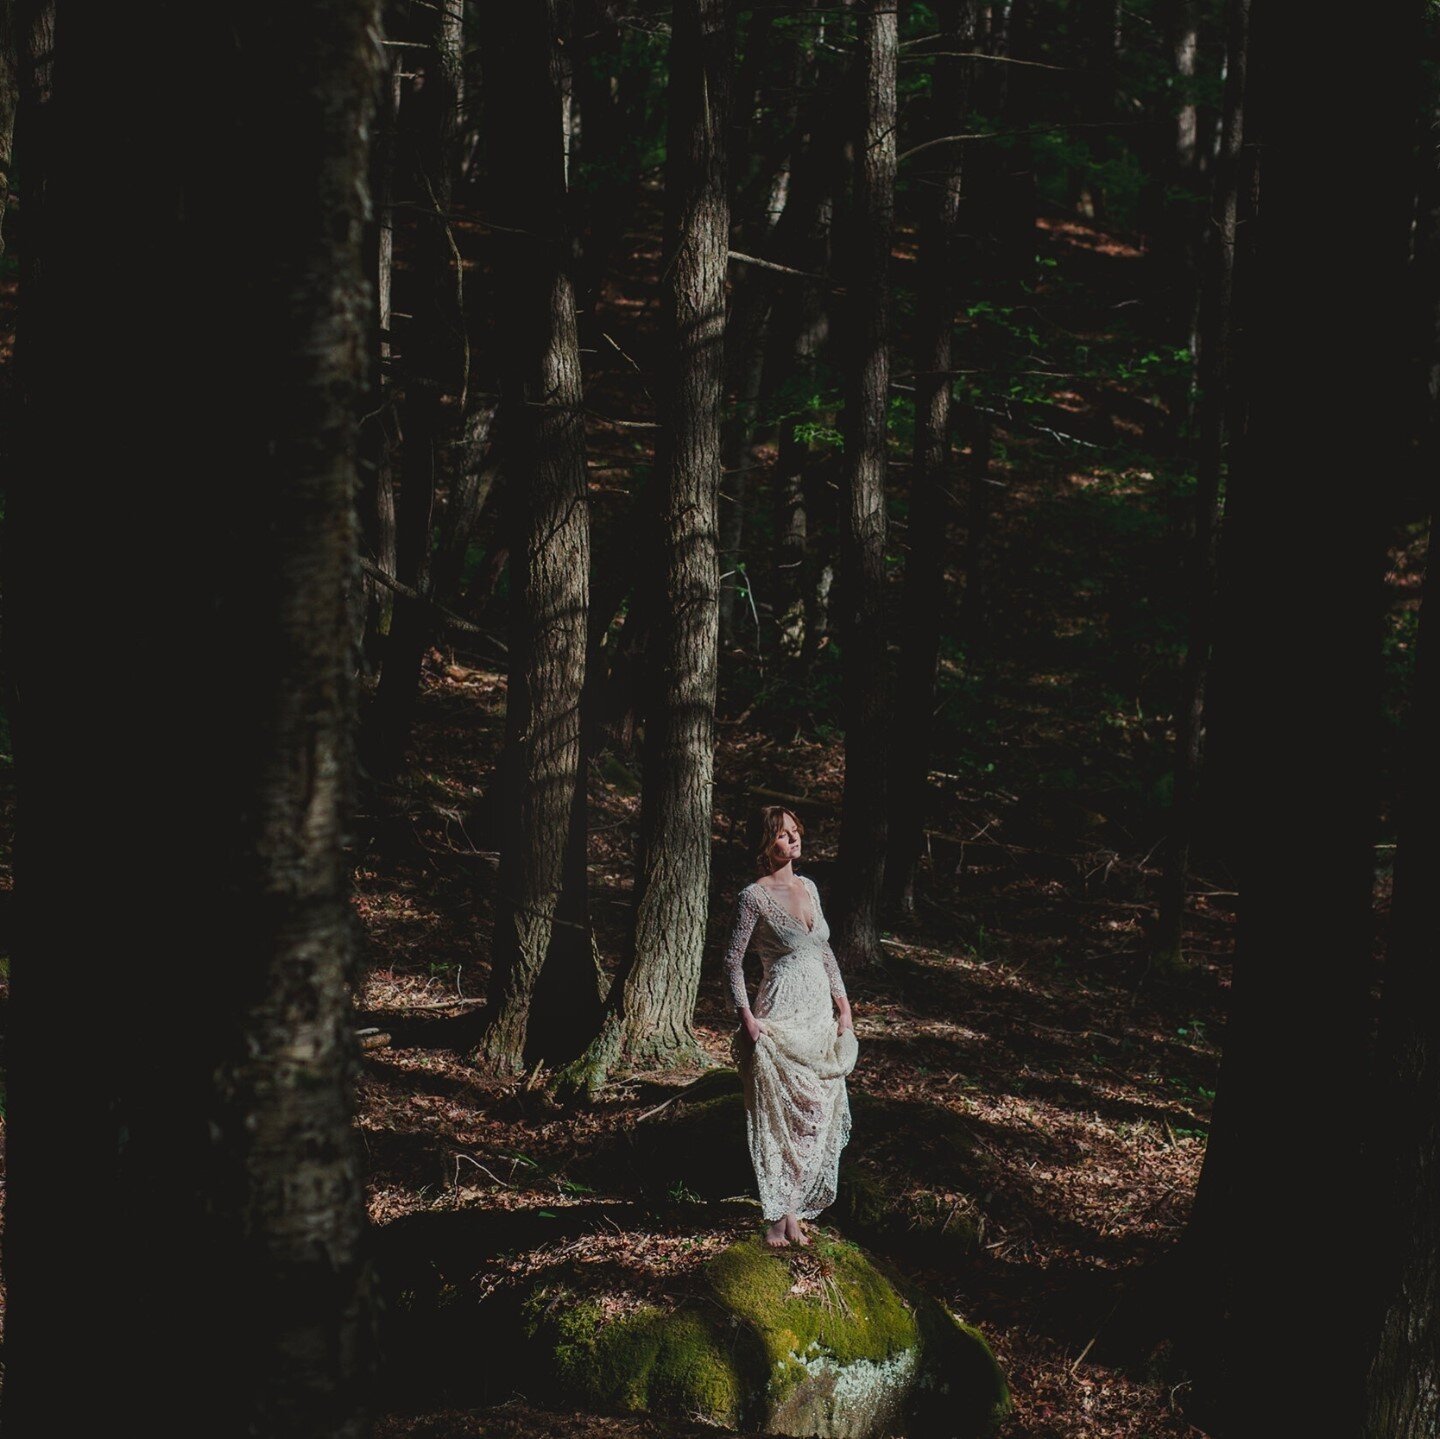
521;1234;1011;1438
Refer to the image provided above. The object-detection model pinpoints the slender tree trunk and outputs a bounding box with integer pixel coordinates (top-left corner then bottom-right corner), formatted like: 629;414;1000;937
770;217;833;663
717;0;817;647
718;274;771;648
0;0;17;255
958;409;993;650
362;36;403;664
832;1;896;967
885;0;974;921
474;0;597;1074
1153;0;1248;969
361;3;465;777
764;86;842;668
5;7;381;1431
559;0;730;1096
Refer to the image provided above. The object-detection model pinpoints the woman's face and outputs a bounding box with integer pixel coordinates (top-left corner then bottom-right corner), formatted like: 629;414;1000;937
767;814;802;870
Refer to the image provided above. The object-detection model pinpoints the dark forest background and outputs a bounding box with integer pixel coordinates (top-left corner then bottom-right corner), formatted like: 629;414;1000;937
0;2;1435;1437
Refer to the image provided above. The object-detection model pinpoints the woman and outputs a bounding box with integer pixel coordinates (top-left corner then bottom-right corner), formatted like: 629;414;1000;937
723;805;858;1248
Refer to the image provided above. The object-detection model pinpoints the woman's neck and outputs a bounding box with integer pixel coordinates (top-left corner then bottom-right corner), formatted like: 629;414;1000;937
767;861;795;883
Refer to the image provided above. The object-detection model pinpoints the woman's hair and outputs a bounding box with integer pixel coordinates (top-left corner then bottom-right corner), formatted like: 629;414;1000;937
752;804;804;875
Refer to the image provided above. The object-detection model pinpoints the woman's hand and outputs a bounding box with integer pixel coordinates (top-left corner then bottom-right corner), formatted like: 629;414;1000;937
741;1009;765;1044
836;1000;853;1036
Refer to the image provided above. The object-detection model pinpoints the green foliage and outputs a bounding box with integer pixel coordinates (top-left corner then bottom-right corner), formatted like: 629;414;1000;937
1113;346;1192;386
793;418;844;450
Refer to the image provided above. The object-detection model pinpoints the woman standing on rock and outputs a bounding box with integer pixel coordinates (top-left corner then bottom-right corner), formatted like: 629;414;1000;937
723;805;859;1248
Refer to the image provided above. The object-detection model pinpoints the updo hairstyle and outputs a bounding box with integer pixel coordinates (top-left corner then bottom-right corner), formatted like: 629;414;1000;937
751;803;804;876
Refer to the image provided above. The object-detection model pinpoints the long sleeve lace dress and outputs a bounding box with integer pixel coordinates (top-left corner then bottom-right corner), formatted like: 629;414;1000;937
723;875;859;1221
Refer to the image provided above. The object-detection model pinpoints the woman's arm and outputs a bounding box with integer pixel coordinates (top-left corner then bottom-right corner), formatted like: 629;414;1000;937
723;888;765;1041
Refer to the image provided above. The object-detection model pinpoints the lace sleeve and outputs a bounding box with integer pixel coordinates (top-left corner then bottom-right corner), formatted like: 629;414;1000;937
806;878;849;1002
723;886;762;1013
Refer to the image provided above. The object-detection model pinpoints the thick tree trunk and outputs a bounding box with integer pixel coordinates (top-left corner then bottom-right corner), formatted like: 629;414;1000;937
5;7;380;1432
884;0;974;921
1169;3;1415;1428
1361;520;1439;1437
1359;79;1440;1436
1153;0;1248;969
832;1;896;967
474;0;597;1074
559;0;730;1096
622;0;730;1063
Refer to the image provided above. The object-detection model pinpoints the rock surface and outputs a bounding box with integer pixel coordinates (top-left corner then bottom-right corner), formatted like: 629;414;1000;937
521;1233;1011;1438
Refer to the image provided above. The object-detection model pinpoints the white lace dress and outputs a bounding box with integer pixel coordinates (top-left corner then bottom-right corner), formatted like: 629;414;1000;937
723;875;859;1221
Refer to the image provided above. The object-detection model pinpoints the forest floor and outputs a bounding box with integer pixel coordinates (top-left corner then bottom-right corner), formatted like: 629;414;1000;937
0;178;1419;1433
354;195;1248;1439
359;732;1223;1439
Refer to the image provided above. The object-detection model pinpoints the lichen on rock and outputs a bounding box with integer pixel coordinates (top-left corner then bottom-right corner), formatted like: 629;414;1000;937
518;1231;1011;1438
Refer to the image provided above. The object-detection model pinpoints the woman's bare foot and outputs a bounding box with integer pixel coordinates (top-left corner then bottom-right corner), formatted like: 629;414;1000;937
765;1217;789;1248
784;1213;810;1247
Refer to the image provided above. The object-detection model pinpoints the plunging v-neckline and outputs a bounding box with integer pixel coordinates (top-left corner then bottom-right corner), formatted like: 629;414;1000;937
754;879;816;934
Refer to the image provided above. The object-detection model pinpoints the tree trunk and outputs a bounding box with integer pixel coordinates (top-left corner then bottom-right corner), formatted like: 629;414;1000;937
958;408;993;651
559;0;730;1096
831;0;896;967
0;0;17;255
765;89;842;669
361;2;465;778
1360;518;1439;1437
884;0;975;921
1359;74;1440;1437
4;6;380;1432
717;0;817;648
360;37;404;671
1168;2;1415;1427
474;0;597;1074
1153;0;1248;969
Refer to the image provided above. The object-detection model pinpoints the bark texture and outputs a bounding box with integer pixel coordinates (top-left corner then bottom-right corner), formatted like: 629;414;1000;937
1359;80;1440;1437
833;0;896;966
475;0;597;1073
885;0;974;919
624;0;731;1064
5;6;381;1433
559;0;730;1094
1153;0;1248;967
1361;521;1440;1437
0;0;16;255
1172;2;1417;1428
361;2;465;777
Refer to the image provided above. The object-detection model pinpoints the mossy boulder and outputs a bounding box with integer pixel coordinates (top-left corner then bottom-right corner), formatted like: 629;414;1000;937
523;1292;749;1425
521;1233;1011;1438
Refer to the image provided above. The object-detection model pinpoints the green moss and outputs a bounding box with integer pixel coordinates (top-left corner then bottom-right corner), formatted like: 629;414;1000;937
525;1288;743;1426
705;1235;919;1396
909;1294;1014;1437
518;1238;1012;1438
